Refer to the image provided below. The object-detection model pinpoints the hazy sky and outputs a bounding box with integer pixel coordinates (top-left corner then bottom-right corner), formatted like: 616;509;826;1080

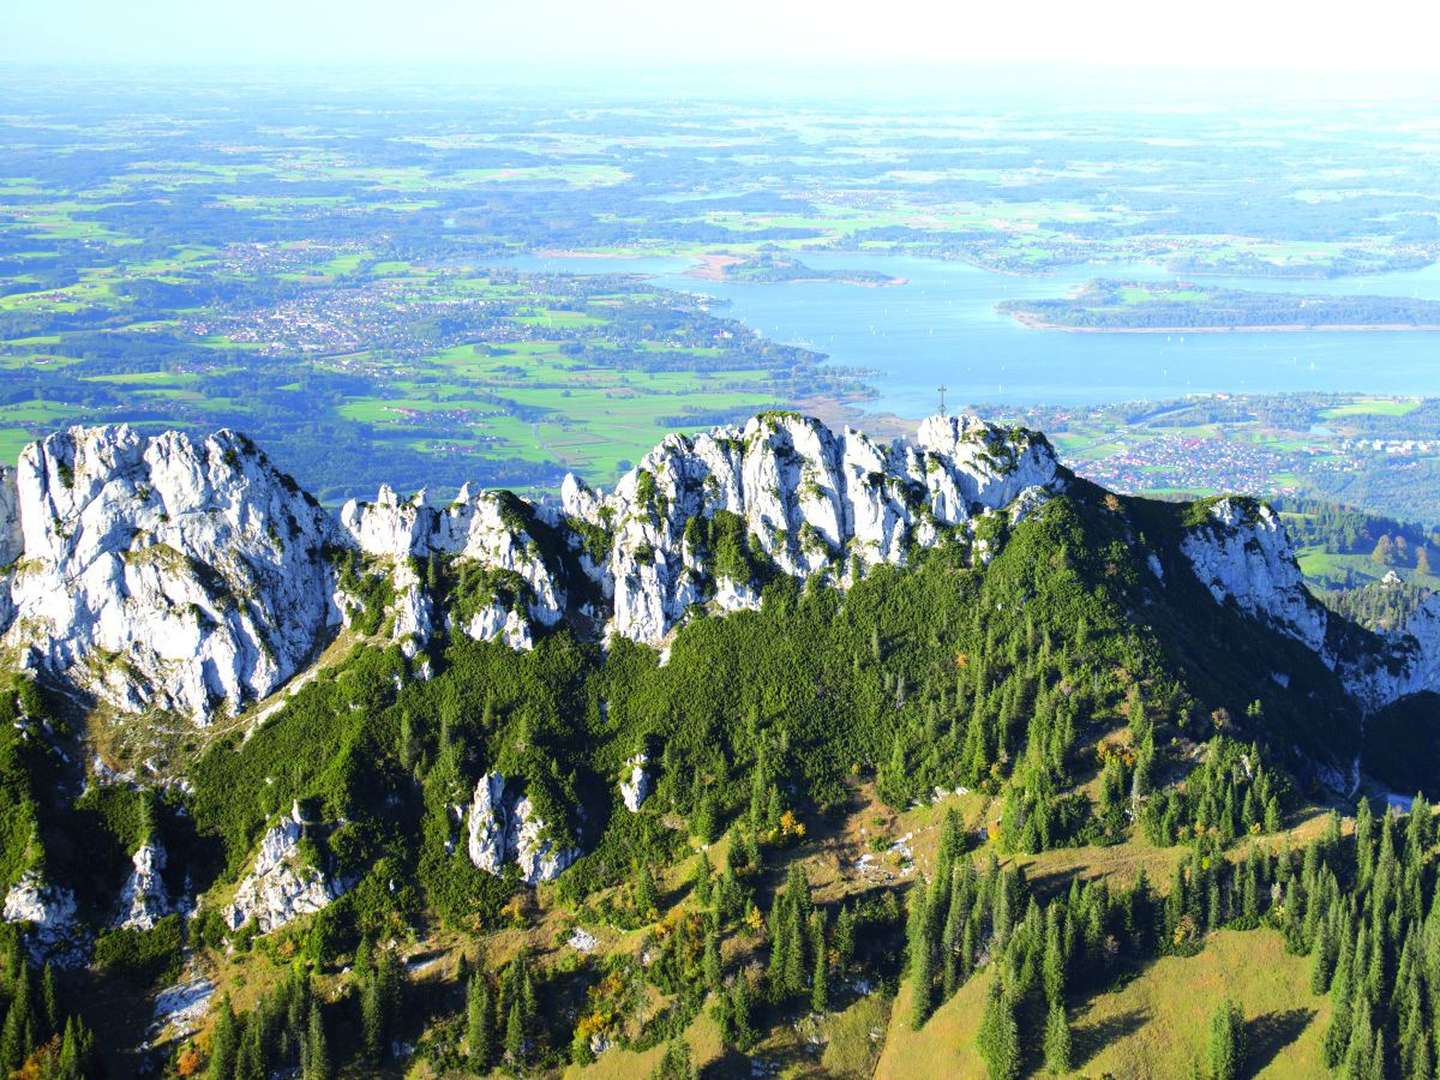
5;0;1439;78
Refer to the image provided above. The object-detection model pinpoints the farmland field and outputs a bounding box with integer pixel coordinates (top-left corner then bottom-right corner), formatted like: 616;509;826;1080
5;72;1440;512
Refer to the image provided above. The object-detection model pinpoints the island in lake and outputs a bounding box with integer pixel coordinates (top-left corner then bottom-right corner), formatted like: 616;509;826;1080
688;251;906;287
1002;279;1440;332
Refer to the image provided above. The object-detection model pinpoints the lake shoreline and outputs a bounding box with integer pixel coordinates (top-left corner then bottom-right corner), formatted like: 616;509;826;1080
1010;311;1440;334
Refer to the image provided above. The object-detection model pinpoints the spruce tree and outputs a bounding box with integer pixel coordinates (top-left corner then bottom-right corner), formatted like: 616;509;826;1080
0;959;34;1071
504;998;526;1064
209;995;241;1080
650;1038;697;1080
1206;999;1244;1080
810;913;829;1014
39;962;57;1044
1043;1001;1072;1075
908;885;934;1029
976;982;1020;1080
704;931;723;992
466;974;492;1068
635;859;660;922
361;970;385;1065
57;1015;92;1080
304;1002;331;1080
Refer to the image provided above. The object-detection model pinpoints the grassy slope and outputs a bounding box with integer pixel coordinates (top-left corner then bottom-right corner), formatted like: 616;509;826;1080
877;929;1327;1079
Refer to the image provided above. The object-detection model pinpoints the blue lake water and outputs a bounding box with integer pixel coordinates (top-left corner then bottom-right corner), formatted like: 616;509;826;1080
487;252;1440;416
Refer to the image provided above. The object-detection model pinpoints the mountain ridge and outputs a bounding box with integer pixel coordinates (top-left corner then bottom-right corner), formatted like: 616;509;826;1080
0;411;1435;731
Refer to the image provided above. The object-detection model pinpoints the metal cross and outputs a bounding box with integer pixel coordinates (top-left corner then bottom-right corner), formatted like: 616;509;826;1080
937;384;948;415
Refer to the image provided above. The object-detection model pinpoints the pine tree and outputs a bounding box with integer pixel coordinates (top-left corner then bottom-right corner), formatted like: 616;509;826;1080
209;995;241;1080
704;931;723;992
908;885;934;1029
467;974;492;1067
635;859;660;922
650;1038;697;1080
976;982;1020;1080
1043;1001;1072;1075
504;998;526;1064
1;958;34;1071
1206;998;1244;1080
39;962;58;1044
304;1002;331;1080
810;913;829;1014
361;971;385;1064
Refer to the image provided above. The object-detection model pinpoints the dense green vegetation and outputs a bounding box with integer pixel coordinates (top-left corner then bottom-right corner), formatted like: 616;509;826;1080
1;474;1437;1076
1006;280;1440;331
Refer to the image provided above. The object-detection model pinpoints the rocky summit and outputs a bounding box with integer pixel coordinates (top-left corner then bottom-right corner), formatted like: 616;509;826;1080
2;413;1440;731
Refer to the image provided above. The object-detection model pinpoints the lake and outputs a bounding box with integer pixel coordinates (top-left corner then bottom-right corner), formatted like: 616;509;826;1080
486;252;1440;417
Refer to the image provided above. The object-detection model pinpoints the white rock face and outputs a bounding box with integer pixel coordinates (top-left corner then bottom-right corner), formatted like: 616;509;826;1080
3;871;83;964
1178;496;1440;712
338;486;565;651
466;772;510;874
150;977;216;1040
0;415;1063;720
1180;498;1330;653
0;426;336;722
561;411;1064;644
620;752;650;813
114;840;169;930
223;814;345;934
464;772;579;885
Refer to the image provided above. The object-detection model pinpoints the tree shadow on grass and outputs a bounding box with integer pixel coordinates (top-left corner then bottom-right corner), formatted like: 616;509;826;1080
1072;1006;1152;1068
1245;1007;1316;1077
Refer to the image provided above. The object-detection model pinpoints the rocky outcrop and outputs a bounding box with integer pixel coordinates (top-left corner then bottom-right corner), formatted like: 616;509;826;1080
338;484;564;653
3;871;84;965
1179;496;1440;712
114;840;169;930
561;411;1064;643
1180;499;1329;654
465;772;579;885
222;811;345;934
0;426;336;722
466;772;510;874
0;415;1066;721
620;752;650;813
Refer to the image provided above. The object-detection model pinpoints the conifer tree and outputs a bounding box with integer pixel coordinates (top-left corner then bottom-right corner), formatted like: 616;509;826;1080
361;970;385;1064
1043;1001;1072;1075
209;994;240;1080
976;981;1020;1080
907;885;934;1029
303;1002;331;1080
1356;798;1376;886
810;912;829;1014
504;998;526;1064
467;974;492;1068
0;958;33;1072
635;859;660;922
57;1015;93;1080
38;962;57;1044
650;1038;697;1079
1206;999;1244;1080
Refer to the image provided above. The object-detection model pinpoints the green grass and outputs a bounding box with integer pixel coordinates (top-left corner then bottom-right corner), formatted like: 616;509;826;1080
1078;929;1328;1079
876;929;1326;1079
1319;398;1421;419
